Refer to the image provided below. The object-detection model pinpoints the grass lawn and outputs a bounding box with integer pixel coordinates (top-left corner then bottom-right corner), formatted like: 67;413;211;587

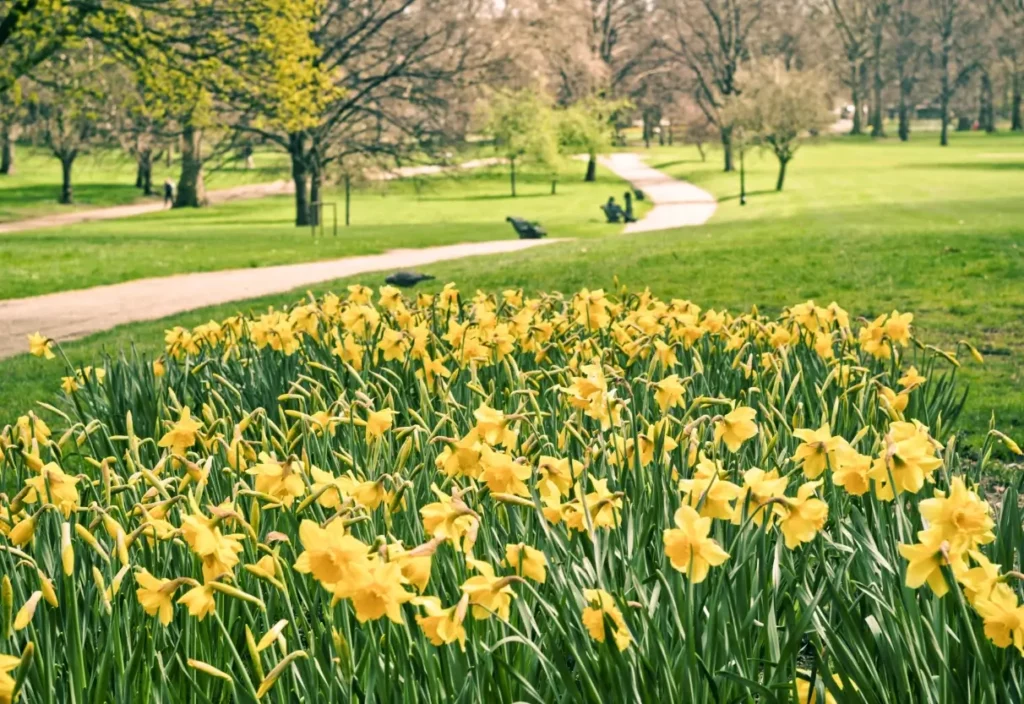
0;159;632;299
1;133;1021;453
0;145;291;223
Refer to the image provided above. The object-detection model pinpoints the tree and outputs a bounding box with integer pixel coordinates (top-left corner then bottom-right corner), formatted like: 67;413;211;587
660;0;765;172
0;0;86;93
484;89;558;197
28;45;108;204
675;98;719;161
558;95;628;181
0;78;23;173
992;0;1024;131
216;0;494;227
727;59;831;191
825;0;872;136
929;0;984;146
107;68;169;195
867;0;890;137
889;0;928;140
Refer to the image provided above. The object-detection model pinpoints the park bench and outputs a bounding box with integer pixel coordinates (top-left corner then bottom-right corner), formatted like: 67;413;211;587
506;216;547;239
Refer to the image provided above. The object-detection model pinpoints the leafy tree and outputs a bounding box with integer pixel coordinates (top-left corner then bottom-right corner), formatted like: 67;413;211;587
220;0;493;226
558;96;629;181
107;67;170;195
484;89;558;197
28;44;109;204
728;59;832;191
0;77;24;173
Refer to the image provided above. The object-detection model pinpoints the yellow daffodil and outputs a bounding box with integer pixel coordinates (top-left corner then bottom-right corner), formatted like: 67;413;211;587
27;332;55;360
714;406;758;452
158;407;201;457
581;588;631;651
663;505;730;582
413;595;468;650
504;543;547;583
461;559;515;621
791;423;842;479
364;408;394;443
776;481;829;549
974;583;1024;653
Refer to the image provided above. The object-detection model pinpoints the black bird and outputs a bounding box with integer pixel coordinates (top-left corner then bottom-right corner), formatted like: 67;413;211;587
385;270;435;287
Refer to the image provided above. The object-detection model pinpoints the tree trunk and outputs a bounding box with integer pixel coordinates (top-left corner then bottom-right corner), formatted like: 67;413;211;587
775;157;788;192
939;92;949;146
850;64;864;136
510;156;516;197
642;112;651;148
721;126;734;172
1013;72;1022;131
870;62;885;137
345;174;351;226
0;124;13;175
696;142;706;162
165;141;173;167
898;88;911;142
289;134;311;227
174;124;206;208
59;154;75;204
139;151;153;196
978;71;994;133
584;154;597;182
135;162;144;188
309;167;321;227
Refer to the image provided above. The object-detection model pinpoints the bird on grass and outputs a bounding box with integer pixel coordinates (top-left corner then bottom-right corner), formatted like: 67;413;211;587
385;271;435;287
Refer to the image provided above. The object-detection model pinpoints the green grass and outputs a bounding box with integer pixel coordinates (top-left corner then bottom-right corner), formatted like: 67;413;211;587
0;145;291;223
1;133;1021;452
0;159;632;299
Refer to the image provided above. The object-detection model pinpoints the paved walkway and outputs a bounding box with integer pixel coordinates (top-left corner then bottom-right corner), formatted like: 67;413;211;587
0;181;295;234
0;158;504;235
600;153;717;232
0;239;560;359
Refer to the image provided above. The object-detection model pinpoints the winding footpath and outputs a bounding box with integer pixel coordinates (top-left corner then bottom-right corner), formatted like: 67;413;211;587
601;153;717;231
0;154;714;360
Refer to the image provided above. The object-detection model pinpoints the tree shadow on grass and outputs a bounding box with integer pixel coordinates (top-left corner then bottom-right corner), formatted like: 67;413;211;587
897;162;1024;172
650;159;706;170
416;192;556;202
717;189;778;203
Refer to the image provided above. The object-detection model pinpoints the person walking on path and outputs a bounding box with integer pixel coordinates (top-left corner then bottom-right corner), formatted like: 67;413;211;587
163;178;175;208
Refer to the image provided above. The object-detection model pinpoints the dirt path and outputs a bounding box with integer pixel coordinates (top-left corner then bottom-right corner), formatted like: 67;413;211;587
0;158;504;235
0;238;561;359
600;153;717;232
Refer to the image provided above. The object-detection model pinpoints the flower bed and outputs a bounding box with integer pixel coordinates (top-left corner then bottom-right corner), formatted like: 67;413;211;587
3;285;1021;702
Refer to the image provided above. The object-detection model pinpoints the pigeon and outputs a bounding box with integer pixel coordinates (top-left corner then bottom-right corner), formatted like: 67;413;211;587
385;270;435;287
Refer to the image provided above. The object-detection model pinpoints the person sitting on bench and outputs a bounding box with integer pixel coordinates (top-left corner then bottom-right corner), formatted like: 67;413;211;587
601;197;625;223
